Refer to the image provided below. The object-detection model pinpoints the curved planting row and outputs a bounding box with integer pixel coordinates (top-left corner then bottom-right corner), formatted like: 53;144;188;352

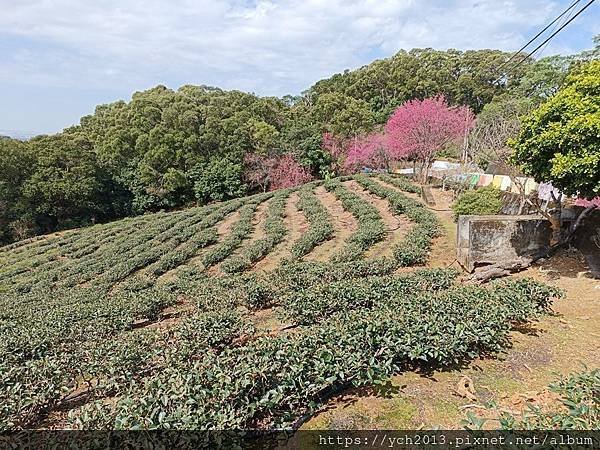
324;179;386;262
357;174;440;266
378;173;422;194
290;182;333;259
221;189;292;273
201;193;272;270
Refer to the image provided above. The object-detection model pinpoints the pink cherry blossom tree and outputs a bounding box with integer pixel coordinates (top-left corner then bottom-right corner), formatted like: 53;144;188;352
344;132;391;173
244;153;277;192
385;96;474;182
268;153;313;190
575;197;600;208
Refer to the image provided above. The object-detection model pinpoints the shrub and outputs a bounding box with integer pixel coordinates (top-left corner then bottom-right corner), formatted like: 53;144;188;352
290;182;333;258
500;368;599;430
452;186;503;221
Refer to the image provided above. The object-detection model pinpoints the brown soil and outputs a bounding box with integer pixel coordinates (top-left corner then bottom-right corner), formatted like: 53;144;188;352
343;180;412;259
186;209;241;270
211;199;271;275
304;186;358;262
253;193;309;272
302;181;600;431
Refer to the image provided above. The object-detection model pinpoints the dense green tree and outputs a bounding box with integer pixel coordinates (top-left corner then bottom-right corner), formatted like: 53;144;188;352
511;60;600;199
6;41;597;245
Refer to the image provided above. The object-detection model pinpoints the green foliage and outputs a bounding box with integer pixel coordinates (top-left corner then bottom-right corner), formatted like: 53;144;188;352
221;189;291;273
511;60;600;199
500;368;599;430
452;186;503;220
325;179;386;261
290;182;333;258
192;155;247;203
64;277;558;430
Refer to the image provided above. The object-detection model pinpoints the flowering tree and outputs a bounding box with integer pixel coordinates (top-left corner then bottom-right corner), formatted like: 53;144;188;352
322;132;348;175
269;154;313;190
575;197;600;208
245;153;313;191
344;133;391;173
385;96;474;182
244;153;277;192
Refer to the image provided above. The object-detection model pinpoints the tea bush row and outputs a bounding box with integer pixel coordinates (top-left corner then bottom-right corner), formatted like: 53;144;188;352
65;279;561;430
324;179;386;262
358;175;440;265
221;189;291;273
290;183;333;258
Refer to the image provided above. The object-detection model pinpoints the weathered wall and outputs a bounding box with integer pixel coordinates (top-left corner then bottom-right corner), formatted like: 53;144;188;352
457;215;552;272
573;210;600;278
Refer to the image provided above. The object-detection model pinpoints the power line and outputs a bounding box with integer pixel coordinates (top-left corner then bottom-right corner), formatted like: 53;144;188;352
535;2;579;57
507;0;597;73
496;0;583;74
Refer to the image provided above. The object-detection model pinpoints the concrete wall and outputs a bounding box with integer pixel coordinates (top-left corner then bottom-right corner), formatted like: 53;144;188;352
573;210;600;278
457;215;552;272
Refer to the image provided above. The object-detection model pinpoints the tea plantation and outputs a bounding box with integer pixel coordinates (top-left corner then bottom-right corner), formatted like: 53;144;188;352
0;174;562;432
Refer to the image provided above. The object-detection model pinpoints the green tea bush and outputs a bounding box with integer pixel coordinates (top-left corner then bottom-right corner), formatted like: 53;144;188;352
357;175;440;266
500;368;599;430
452;186;503;220
65;278;560;430
290;183;333;258
201;194;272;269
378;174;422;194
325;179;386;262
221;189;291;273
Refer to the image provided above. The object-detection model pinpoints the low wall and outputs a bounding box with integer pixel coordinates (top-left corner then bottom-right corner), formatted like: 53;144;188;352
457;215;552;272
573;210;600;278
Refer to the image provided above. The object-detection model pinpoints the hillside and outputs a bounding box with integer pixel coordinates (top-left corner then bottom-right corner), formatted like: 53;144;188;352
0;46;541;246
0;174;566;439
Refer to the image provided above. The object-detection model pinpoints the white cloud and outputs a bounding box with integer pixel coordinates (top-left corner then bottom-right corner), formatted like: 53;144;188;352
0;0;597;97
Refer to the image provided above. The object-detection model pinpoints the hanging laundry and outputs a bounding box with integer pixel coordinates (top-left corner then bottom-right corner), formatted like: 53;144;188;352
478;174;493;187
524;179;539;195
492;175;503;189
500;176;511;191
538;182;563;201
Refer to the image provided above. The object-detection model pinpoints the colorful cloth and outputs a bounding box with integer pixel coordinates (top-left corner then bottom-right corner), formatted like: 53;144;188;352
538;182;563;201
492;175;503;189
468;174;480;188
500;175;511;191
524;179;539;195
477;174;493;187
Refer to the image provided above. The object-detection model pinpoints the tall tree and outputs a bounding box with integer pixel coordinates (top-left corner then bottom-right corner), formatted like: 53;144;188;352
385;96;474;182
511;60;600;241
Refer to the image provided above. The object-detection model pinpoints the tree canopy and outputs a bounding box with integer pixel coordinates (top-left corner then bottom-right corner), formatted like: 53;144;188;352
511;60;600;199
1;42;595;244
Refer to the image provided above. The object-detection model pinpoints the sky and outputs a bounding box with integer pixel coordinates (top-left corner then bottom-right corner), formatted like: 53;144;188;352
1;0;598;137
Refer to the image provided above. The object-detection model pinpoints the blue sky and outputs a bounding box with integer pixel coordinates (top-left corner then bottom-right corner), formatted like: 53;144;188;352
1;0;598;137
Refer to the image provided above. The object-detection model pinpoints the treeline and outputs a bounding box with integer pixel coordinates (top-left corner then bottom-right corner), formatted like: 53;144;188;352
0;46;584;244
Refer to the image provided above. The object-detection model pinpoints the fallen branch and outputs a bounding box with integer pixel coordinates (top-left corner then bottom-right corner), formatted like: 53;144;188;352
469;257;533;283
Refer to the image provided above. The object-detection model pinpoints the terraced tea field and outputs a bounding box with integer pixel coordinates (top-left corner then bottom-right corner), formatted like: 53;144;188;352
0;174;561;435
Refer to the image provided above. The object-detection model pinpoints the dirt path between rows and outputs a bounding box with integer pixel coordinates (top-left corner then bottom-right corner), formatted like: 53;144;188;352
253;193;309;272
372;178;457;268
304;186;358;263
343;180;412;259
185;209;241;271
302;181;600;431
